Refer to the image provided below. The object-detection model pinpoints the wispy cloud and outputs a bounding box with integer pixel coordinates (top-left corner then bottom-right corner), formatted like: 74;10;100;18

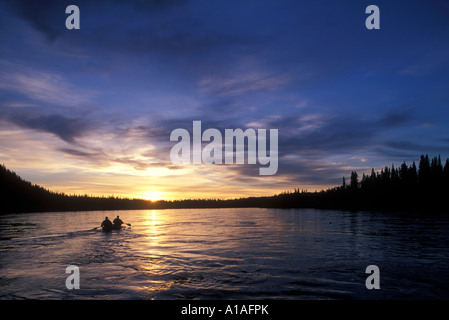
399;48;449;76
0;63;98;107
199;69;292;97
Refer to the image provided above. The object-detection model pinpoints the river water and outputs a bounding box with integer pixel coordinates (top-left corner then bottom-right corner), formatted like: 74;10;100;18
0;208;448;300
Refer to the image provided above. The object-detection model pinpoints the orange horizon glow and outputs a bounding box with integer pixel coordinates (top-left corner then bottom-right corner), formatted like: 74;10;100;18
0;126;347;201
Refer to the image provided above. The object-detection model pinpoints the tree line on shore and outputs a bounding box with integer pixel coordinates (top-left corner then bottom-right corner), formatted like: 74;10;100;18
1;154;448;214
273;154;449;212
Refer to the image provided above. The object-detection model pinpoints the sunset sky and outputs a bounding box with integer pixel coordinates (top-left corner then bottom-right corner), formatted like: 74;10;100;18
1;0;449;200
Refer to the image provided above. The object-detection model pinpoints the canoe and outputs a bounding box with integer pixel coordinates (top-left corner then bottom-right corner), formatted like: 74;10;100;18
102;225;125;232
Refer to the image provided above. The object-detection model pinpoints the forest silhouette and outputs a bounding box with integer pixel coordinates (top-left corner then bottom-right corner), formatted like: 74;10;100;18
1;154;448;215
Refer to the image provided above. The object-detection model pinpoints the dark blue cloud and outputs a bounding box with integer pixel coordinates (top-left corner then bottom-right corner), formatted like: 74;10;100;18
0;107;90;143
